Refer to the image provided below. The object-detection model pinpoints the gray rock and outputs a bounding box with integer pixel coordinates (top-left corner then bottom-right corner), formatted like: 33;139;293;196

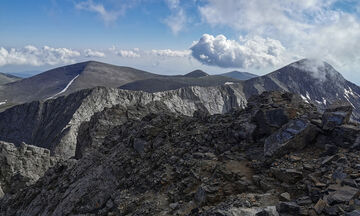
276;202;301;215
313;199;327;214
322;103;353;130
328;186;359;204
279;192;291;201
346;210;360;216
0;141;57;194
264;119;318;158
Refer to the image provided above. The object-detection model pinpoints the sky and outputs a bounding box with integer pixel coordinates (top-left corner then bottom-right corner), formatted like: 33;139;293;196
1;0;360;83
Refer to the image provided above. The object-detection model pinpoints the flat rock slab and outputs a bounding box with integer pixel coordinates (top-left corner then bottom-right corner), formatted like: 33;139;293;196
264;119;318;158
328;186;359;204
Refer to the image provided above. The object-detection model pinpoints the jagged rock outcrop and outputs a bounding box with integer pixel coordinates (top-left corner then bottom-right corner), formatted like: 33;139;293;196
0;85;246;159
0;141;58;195
1;91;358;216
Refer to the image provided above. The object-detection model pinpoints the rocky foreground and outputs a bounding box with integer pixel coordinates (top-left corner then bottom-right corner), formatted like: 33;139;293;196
0;91;359;216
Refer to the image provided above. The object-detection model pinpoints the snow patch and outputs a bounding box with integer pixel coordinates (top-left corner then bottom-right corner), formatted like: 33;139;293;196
0;99;7;106
47;75;79;100
344;87;357;98
300;95;309;103
322;97;327;105
224;82;234;85
306;91;311;100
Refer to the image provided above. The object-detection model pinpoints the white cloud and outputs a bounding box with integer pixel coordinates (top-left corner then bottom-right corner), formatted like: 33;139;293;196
150;49;190;57
84;49;105;57
190;34;286;68
164;0;187;34
0;45;81;66
75;0;124;24
115;49;141;58
198;0;360;70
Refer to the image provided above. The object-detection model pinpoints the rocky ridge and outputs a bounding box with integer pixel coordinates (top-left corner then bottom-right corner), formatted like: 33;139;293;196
0;91;359;215
0;84;246;159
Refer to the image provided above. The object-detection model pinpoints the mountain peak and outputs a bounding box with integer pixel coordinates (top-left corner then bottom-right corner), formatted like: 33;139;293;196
184;70;209;78
284;58;343;82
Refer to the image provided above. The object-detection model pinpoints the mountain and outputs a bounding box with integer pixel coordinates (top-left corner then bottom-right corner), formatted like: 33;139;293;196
0;62;241;110
0;85;246;159
243;58;360;120
220;71;258;80
184;69;209;78
1;59;360;159
118;75;241;92
0;61;159;108
0;72;21;85
1;91;359;215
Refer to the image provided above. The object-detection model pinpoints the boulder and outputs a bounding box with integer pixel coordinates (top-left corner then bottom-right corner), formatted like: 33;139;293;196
264;119;319;158
322;103;353;130
276;202;301;215
313;199;327;214
327;186;359;204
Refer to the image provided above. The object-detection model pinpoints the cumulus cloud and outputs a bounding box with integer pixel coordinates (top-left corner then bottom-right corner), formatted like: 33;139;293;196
0;45;81;66
164;0;187;34
190;34;286;68
115;49;141;58
150;49;190;57
84;49;105;57
198;0;360;69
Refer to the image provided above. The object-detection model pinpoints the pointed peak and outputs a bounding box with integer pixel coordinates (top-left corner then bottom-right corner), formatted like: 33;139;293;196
275;58;344;83
289;58;334;72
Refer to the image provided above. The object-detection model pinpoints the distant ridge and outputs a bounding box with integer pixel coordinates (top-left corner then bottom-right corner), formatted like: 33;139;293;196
0;72;21;85
220;71;258;80
0;61;159;106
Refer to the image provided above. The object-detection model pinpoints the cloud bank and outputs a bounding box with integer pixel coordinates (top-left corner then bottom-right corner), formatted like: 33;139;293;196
84;49;105;57
0;45;81;66
190;34;285;68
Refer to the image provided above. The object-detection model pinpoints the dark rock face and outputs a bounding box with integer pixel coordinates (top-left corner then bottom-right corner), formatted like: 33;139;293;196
0;91;359;216
264;119;319;158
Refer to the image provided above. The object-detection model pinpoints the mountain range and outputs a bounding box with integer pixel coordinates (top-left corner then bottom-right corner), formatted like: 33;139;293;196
0;58;359;159
0;62;241;109
0;58;360;215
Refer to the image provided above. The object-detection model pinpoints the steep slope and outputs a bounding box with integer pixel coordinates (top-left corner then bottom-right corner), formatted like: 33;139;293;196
244;59;360;120
0;73;21;85
0;61;159;106
119;75;241;93
220;71;258;80
1;92;359;216
0;84;246;159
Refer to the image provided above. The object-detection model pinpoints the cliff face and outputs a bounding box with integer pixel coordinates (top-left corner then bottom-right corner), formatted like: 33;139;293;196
0;84;247;159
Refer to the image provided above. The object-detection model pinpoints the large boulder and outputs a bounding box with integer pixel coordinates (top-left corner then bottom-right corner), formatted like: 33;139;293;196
0;141;58;194
322;102;353;130
264;119;319;158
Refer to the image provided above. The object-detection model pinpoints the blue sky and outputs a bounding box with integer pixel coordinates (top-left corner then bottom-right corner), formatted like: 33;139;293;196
1;0;360;83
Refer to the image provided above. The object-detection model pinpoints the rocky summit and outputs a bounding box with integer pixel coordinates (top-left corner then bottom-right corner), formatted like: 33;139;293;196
0;91;359;216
